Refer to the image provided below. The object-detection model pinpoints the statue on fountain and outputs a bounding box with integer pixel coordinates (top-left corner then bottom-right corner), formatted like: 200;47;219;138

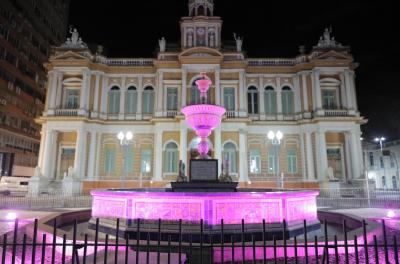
219;157;232;182
176;160;188;182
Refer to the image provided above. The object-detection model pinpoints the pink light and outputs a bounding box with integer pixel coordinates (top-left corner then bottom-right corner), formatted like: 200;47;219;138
91;190;319;225
387;210;395;218
6;212;17;220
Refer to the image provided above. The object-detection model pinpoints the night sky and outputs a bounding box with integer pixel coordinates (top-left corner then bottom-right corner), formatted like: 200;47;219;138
68;0;399;142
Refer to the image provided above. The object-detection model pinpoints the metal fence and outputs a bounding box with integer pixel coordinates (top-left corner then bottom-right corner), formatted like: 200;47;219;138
0;217;399;264
0;195;91;209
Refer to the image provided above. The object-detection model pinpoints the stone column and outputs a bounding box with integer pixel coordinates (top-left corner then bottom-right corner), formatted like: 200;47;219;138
87;131;97;179
45;70;55;111
179;121;188;175
339;73;348;109
48;70;58;111
313;70;322;111
94;133;101;180
259;77;265;118
137;76;143;119
153;130;163;181
74;129;87;178
276;77;282;119
238;71;246;117
55;72;63;108
214;127;222;176
239;129;249;182
305;131;315;180
79;70;91;116
344;70;353;110
42;130;56;179
316;130;328;180
119;77;126;119
92;73;101;117
349;130;362;179
299;132;307;180
156;72;164;117
301;73;309;113
344;133;352;181
100;75;108;118
215;67;221;105
181;68;187;107
293;75;301;114
37;127;46;169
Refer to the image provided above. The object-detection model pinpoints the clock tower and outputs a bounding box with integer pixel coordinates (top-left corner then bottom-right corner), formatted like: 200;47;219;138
181;0;222;49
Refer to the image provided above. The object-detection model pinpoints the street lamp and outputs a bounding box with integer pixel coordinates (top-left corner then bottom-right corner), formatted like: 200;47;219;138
360;137;371;207
268;130;283;189
117;131;133;189
374;136;386;188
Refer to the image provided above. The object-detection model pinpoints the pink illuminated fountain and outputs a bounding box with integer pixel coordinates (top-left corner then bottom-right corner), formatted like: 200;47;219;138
181;72;226;158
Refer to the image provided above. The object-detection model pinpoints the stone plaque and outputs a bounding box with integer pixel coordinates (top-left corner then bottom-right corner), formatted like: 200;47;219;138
190;159;218;181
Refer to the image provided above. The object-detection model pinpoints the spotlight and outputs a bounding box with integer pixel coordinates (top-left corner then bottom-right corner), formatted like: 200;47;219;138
387;210;395;218
6;212;17;220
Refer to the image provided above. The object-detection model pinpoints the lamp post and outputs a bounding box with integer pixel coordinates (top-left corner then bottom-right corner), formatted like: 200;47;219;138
374;137;386;188
117;131;133;189
268;130;283;189
360;137;371;207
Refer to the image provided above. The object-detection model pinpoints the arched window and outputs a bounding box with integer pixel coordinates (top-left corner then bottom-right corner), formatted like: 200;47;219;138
197;5;205;16
247;86;258;114
142;86;154;114
190;79;211;105
108;86;120;114
392;176;397;190
281;86;294;115
125;86;137;114
382;176;386;188
264;86;276;114
223;142;237;173
164;142;178;173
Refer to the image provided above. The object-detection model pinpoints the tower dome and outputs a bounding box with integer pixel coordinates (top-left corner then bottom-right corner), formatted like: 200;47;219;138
188;0;214;16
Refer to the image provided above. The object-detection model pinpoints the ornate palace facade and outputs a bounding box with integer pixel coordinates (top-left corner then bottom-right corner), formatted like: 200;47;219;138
32;0;365;194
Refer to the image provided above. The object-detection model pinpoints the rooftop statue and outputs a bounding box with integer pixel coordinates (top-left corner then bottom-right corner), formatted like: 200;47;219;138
61;26;88;49
159;37;166;52
233;33;243;52
317;27;342;48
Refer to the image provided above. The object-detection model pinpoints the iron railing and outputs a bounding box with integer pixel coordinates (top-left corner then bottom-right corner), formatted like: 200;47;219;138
0;217;398;263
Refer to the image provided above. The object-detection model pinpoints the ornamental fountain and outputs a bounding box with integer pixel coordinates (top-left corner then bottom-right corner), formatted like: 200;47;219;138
89;72;320;262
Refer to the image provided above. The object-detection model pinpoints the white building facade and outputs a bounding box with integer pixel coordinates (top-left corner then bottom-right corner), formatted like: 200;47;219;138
363;140;400;189
31;0;366;194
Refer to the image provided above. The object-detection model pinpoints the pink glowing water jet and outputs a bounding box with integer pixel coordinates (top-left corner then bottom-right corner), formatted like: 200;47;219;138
181;72;225;157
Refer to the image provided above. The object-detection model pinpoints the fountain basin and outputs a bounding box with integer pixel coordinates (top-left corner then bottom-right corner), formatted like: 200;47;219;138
91;189;318;225
90;189;320;242
181;104;226;138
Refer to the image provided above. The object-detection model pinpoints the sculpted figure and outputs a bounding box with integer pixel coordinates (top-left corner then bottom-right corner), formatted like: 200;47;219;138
233;33;243;52
177;160;188;182
159;37;166;52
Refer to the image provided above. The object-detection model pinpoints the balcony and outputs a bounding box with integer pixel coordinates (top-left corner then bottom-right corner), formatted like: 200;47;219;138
54;109;78;116
321;109;351;117
225;111;238;118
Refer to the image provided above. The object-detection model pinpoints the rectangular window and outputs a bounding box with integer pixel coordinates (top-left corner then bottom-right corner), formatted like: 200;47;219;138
249;149;261;173
223;88;235;111
268;148;276;173
287;149;297;173
105;148;116;174
380;157;384;168
141;149;152;173
322;89;336;109
66;89;79;109
167;88;178;110
124;147;134;173
264;90;276;114
369;152;374;166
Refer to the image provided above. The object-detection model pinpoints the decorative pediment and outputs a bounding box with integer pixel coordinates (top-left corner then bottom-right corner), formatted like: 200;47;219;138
180;47;222;58
313;50;352;61
50;50;90;62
